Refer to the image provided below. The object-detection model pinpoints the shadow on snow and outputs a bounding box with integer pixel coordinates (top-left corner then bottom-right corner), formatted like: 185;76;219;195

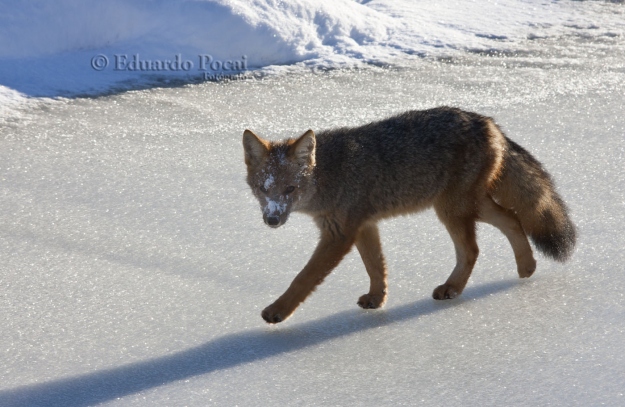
0;279;516;406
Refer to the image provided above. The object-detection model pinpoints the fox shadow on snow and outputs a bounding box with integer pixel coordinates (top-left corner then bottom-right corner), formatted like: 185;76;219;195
0;279;517;407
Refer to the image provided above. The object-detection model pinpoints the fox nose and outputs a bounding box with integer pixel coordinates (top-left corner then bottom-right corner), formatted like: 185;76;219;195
265;216;280;226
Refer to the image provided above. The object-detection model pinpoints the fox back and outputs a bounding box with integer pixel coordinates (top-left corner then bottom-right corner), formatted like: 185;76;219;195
245;107;503;227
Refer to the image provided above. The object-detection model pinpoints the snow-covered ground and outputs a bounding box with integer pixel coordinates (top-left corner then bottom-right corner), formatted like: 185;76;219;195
1;1;625;406
1;0;624;100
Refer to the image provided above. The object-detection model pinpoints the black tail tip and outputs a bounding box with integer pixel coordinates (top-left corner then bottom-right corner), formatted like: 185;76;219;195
532;224;577;262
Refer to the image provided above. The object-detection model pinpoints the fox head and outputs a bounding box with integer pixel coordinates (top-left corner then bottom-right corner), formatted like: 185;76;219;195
243;129;316;228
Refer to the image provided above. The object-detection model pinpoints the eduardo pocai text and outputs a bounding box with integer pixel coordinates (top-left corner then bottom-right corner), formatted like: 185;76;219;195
90;53;250;80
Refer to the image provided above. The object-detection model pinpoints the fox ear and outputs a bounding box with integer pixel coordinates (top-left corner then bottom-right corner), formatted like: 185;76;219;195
290;129;316;167
243;129;269;167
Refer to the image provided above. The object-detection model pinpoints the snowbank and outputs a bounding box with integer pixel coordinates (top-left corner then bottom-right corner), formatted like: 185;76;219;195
0;0;623;100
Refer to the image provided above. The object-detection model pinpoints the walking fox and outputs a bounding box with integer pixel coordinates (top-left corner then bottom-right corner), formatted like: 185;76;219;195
243;107;576;324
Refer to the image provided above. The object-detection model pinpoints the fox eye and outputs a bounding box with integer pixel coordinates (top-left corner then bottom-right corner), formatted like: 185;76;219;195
285;186;296;194
259;185;268;193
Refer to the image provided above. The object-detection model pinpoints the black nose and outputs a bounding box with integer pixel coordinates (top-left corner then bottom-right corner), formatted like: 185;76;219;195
266;216;280;226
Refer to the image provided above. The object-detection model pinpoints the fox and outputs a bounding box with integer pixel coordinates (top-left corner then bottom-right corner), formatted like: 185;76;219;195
243;106;576;324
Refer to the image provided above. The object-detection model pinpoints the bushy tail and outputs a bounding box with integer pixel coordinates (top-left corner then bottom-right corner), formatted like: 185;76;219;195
492;137;576;261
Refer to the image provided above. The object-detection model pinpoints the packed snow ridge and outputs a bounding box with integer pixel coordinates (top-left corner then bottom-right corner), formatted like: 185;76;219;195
0;0;623;99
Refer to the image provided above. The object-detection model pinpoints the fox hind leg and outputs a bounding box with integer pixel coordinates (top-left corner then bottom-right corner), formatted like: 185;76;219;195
355;223;388;309
433;212;479;300
478;195;536;278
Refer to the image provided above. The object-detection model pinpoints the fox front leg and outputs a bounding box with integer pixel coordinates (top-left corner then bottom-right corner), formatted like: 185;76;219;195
261;227;355;324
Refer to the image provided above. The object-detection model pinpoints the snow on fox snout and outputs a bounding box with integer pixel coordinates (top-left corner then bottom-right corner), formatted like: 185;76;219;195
263;196;289;227
259;173;298;228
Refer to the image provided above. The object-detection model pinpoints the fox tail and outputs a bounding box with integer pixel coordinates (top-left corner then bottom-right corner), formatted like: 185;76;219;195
491;137;577;262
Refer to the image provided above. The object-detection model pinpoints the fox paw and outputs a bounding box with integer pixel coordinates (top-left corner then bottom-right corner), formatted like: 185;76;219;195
432;284;461;300
261;303;290;324
357;293;386;309
517;257;537;278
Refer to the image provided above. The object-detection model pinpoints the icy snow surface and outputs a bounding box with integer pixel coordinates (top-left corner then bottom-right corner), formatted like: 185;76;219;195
1;1;625;406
